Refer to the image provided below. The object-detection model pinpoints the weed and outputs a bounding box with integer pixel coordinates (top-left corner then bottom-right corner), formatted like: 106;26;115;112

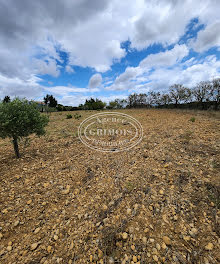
126;181;135;192
189;116;195;122
205;182;220;209
74;113;81;120
66;114;72;119
211;159;220;169
100;227;118;257
59;130;70;138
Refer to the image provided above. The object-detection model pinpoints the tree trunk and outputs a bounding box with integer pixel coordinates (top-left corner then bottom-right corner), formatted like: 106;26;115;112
201;100;205;110
13;137;20;158
175;100;178;108
214;100;219;111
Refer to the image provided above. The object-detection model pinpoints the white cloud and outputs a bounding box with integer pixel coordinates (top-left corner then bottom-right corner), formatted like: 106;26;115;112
134;55;220;92
45;86;88;95
98;94;127;103
106;66;142;91
0;0;220;99
89;73;102;88
2;0;217;80
45;86;99;96
33;58;60;77
60;93;127;106
65;65;75;74
115;67;140;84
140;44;189;68
130;0;197;50
0;74;44;100
106;47;220;92
60;95;91;106
106;44;189;91
191;22;220;52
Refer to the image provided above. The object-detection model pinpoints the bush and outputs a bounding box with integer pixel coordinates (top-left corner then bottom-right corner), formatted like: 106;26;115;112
74;113;81;119
0;98;49;158
82;98;106;110
189;117;196;122
45;106;57;113
66;114;72;119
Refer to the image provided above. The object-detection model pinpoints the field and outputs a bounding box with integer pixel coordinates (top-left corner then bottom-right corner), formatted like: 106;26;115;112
0;109;220;264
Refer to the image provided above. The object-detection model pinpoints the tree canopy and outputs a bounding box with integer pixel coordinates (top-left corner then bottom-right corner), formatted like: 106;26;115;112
44;94;58;107
0;98;49;158
3;96;11;103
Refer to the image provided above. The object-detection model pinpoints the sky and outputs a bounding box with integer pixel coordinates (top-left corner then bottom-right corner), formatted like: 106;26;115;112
0;0;220;106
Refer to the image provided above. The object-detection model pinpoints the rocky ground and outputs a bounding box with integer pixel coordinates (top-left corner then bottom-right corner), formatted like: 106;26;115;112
0;109;219;264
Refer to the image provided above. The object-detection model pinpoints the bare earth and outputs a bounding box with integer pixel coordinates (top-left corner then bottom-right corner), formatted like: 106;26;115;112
0;109;220;264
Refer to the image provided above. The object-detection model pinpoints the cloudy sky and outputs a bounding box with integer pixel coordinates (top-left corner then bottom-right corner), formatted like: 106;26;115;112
0;0;220;106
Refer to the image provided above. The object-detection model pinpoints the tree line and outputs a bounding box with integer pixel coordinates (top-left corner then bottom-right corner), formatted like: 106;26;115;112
76;78;219;111
1;78;219;111
111;79;220;110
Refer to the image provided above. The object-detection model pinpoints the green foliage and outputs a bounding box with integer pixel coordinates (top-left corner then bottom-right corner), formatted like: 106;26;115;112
46;106;57;113
126;181;136;192
107;100;118;109
56;104;64;111
74;113;81;119
66;114;72;119
189;116;196;122
107;99;127;109
56;104;80;111
83;98;106;110
0;98;49;157
211;159;220;169
0;99;49;139
64;106;73;111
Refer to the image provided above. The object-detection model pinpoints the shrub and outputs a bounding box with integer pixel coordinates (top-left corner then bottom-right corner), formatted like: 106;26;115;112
0;98;49;158
45;106;57;113
66;114;72;119
74;113;81;120
189;117;196;122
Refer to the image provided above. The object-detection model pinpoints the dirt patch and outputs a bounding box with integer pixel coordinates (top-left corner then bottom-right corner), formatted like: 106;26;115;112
0;109;219;263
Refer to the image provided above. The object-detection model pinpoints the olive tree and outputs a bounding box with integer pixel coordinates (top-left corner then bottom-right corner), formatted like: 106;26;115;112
0;98;49;158
169;84;191;107
192;81;212;109
160;93;172;107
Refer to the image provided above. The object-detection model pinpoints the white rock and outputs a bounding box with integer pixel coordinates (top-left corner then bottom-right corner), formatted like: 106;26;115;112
205;242;213;250
31;243;38;250
7;246;12;251
34;227;41;234
122;232;128;239
14;220;20;227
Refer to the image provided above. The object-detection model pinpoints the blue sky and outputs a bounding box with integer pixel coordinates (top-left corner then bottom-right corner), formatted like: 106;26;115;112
0;0;219;106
